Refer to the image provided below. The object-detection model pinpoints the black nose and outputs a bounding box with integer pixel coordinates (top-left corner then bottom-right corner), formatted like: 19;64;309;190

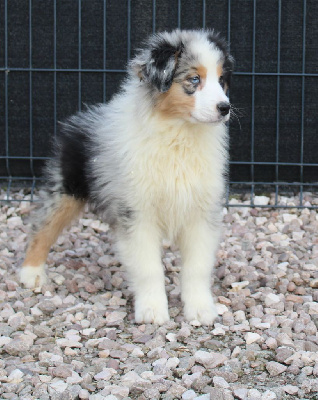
217;102;230;116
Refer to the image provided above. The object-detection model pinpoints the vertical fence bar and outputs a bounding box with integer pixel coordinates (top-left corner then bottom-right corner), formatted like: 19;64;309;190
78;0;82;111
29;0;35;201
226;0;231;204
227;0;231;45
275;0;282;206
103;0;107;102
299;0;307;206
4;0;11;200
53;0;57;137
202;0;206;29
127;0;131;61
152;0;156;34
250;0;256;205
177;0;181;29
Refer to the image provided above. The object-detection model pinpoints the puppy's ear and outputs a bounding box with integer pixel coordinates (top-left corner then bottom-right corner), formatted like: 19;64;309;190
131;38;183;92
222;55;234;90
206;31;234;90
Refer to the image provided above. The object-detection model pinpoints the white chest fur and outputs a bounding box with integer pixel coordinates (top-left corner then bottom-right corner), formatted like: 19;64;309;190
127;120;228;235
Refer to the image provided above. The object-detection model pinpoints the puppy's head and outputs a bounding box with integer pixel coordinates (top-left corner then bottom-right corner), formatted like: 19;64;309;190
131;30;234;124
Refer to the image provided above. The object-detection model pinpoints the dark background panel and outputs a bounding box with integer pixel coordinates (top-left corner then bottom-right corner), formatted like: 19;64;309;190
180;1;204;30
0;1;5;67
0;74;5;158
32;72;55;158
228;75;253;163
0;0;317;185
255;0;278;73
303;76;318;164
280;1;304;74
230;0;254;73
7;0;29;68
105;0;129;68
306;0;318;74
205;0;229;37
278;76;303;164
32;0;54;69
155;0;179;32
81;0;104;70
56;0;79;69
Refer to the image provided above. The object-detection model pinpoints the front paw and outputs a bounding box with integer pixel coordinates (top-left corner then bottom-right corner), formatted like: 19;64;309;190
135;293;169;324
20;265;47;289
183;292;217;325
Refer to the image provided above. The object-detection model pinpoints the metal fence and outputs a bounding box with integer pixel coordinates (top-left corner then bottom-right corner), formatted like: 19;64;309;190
0;0;317;208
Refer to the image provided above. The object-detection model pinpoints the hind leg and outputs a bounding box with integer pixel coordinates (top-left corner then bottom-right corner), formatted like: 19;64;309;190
20;194;84;288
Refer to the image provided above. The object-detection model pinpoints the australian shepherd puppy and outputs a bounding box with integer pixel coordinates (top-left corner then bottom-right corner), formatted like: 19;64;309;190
20;29;234;325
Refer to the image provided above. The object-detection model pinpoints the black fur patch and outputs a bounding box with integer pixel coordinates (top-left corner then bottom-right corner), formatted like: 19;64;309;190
222;57;234;90
146;40;183;92
57;123;92;200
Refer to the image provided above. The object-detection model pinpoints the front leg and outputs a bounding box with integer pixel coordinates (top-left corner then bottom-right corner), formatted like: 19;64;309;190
116;220;169;324
178;215;221;325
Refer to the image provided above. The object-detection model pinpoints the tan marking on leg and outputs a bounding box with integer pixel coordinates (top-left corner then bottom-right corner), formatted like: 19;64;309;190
23;196;85;267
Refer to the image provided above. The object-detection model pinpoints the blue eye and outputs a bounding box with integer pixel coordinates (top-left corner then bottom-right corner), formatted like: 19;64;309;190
189;76;200;85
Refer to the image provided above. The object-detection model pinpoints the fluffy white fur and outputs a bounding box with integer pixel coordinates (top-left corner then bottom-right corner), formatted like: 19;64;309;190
20;30;233;325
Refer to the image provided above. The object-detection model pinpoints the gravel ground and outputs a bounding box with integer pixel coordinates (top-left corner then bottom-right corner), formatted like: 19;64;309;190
1;189;318;400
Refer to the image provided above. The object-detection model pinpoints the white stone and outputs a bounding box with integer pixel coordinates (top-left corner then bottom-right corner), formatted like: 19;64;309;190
255;217;267;226
216;303;229;315
254;196;270;206
182;389;197;400
266;361;287;376
212;326;226;336
234;310;246;323
52;274;65;285
245;332;261;344
194;350;227;369
105;311;127;324
303;264;318;271
231;281;249;291
7;216;22;229
265;337;277;349
213;376;229;389
67;371;83;384
282;213;296;223
50;379;68;393
94;368;117;381
233;388;248;400
7;369;24;383
79;389;90;399
248;389;262;399
282;385;298;395
292;231;304;240
262;390;277;400
30;306;43;316
82;328;96;336
56;338;83;348
166;357;180;369
166;332;177;342
121;371;148;388
304;302;318;314
0;336;12;347
131;347;144;357
265;293;281;307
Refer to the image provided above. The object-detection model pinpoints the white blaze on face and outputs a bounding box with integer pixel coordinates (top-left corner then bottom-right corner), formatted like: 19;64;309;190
189;42;230;124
